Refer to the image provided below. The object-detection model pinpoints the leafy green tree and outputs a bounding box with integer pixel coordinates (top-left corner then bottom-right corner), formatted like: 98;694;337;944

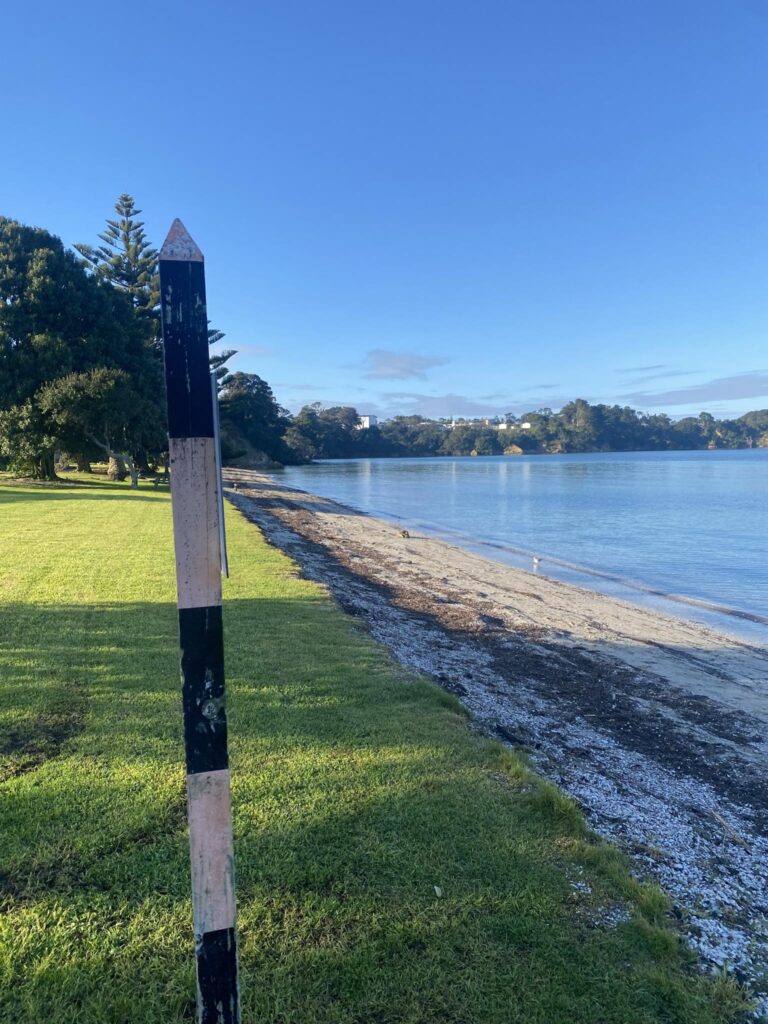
315;406;363;457
739;409;768;435
0;217;156;479
39;368;163;488
671;416;703;449
283;422;319;462
379;416;429;456
442;426;479;456
560;399;598;448
516;410;558;449
441;425;503;456
285;404;324;460
411;421;448;455
697;412;717;446
472;428;504;455
285;404;367;460
218;372;290;464
0;400;58;479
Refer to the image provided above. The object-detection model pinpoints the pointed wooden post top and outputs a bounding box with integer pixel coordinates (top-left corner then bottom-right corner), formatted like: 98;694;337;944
160;218;204;262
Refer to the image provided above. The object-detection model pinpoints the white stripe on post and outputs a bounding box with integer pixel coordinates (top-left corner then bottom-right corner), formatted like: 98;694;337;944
169;437;223;610
187;769;237;935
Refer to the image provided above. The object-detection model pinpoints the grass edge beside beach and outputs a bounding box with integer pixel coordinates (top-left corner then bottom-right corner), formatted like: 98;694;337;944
0;476;750;1023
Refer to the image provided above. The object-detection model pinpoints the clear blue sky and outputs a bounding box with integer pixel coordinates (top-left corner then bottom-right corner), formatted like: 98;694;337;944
3;0;767;420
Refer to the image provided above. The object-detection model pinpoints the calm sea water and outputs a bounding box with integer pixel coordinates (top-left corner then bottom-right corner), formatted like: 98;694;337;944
278;450;768;642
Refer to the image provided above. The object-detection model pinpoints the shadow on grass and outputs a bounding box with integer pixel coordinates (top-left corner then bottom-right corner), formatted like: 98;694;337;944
1;594;752;1022
1;594;456;786
2;595;560;907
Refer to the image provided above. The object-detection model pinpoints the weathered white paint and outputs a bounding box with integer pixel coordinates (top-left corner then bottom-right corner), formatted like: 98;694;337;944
160;218;204;262
169;437;222;609
187;768;236;935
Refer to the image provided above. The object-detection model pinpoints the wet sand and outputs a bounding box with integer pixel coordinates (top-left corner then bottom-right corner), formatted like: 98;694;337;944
225;469;768;1009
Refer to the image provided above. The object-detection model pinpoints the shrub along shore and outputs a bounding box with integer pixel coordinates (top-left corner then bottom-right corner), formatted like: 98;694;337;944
0;477;749;1023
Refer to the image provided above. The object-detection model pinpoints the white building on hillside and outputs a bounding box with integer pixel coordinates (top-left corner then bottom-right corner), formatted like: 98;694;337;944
357;414;378;429
497;421;532;431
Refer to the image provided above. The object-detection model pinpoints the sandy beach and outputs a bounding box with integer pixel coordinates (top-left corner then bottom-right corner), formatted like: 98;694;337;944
225;469;768;1007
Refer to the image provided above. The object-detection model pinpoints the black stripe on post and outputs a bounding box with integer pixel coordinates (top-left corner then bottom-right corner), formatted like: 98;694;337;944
179;605;229;776
196;928;239;1024
160;218;240;1024
160;228;214;440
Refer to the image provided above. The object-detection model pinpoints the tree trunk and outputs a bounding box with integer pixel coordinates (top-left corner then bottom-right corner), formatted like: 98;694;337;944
107;455;128;481
35;450;58;481
75;454;92;473
134;447;152;474
124;455;139;489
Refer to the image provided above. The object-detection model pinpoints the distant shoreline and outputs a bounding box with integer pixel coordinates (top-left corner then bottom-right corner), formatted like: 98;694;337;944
263;443;768;469
293;443;768;461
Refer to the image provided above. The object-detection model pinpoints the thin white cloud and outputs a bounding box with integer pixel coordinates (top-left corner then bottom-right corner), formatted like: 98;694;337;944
616;364;668;374
360;349;450;380
372;390;584;419
380;392;514;418
623;369;698;387
622;371;768;407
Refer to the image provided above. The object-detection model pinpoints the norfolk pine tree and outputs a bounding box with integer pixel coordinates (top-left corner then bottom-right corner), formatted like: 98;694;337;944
75;194;160;324
76;196;235;474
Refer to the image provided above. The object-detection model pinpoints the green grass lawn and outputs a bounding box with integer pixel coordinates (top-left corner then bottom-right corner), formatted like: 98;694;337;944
0;477;749;1023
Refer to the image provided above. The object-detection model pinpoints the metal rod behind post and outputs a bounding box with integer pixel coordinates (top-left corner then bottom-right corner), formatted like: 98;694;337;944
211;370;229;578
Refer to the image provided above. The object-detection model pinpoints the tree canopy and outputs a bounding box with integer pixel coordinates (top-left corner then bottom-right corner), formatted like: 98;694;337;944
0;217;162;480
218;372;291;465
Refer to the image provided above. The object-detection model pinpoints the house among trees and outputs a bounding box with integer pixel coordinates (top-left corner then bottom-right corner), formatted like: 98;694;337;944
357;414;378;429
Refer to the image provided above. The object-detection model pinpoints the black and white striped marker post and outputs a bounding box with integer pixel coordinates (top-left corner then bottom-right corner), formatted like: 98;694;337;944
159;219;240;1024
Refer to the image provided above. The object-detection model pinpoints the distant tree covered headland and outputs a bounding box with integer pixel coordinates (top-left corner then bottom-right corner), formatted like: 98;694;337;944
282;401;768;461
2;208;767;479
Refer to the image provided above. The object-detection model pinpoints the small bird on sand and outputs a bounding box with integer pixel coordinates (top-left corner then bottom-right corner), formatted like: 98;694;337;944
401;529;410;538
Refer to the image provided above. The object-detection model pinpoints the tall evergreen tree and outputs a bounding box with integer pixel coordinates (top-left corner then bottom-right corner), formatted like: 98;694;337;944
76;196;164;476
75;194;159;326
208;325;237;389
76;195;236;371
